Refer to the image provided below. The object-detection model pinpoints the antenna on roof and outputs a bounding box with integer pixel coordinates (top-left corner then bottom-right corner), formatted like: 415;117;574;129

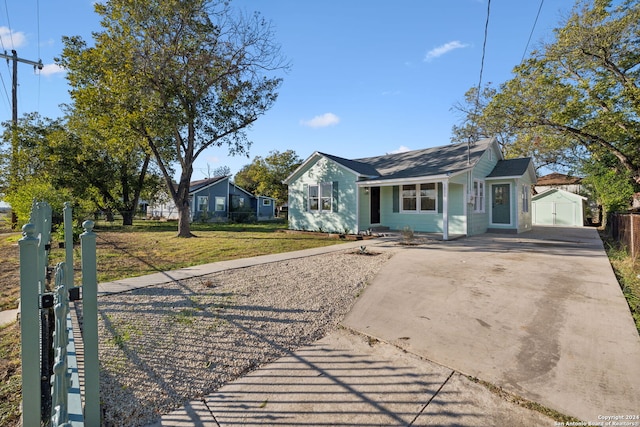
467;135;475;165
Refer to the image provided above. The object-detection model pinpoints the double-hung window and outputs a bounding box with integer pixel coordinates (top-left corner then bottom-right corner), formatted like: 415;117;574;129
401;183;436;213
522;184;530;212
197;196;208;212
214;197;226;212
420;183;436;211
308;185;319;211
473;180;485;213
308;182;333;212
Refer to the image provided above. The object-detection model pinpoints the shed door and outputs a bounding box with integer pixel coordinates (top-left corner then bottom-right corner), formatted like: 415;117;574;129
534;202;554;225
534;201;577;226
491;184;511;224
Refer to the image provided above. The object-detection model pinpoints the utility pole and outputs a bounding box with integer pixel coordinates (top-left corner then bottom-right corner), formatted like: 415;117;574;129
0;49;44;124
0;50;43;226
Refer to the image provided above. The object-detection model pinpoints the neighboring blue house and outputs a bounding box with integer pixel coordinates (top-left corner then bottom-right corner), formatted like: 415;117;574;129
148;176;276;222
283;138;537;240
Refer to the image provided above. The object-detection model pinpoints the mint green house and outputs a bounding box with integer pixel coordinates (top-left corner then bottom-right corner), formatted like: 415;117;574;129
283;138;537;240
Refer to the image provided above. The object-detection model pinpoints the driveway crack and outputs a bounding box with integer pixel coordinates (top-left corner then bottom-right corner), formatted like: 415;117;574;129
409;370;455;426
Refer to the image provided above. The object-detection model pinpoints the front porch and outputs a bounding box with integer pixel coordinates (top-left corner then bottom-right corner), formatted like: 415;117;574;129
358;181;467;240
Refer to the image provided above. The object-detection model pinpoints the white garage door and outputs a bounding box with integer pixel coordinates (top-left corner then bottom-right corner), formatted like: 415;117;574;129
533;202;576;226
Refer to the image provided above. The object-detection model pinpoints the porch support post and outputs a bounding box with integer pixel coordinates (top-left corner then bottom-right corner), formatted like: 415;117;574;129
442;180;449;241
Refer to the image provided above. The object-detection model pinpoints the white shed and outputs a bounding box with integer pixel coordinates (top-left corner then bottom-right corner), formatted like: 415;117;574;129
532;188;587;227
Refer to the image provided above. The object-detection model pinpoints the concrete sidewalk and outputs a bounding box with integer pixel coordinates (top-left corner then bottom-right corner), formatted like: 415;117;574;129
98;238;387;295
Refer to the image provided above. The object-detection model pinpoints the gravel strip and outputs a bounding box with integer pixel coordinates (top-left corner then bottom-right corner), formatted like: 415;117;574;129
93;249;394;427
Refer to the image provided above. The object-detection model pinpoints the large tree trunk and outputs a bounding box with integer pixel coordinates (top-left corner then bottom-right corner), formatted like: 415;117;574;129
177;201;192;237
121;210;134;226
175;170;194;237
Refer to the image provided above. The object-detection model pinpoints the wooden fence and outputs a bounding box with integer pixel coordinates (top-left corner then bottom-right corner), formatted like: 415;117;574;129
609;212;640;259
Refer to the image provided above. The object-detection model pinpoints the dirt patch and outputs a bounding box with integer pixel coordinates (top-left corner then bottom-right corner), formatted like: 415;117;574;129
0;234;20;311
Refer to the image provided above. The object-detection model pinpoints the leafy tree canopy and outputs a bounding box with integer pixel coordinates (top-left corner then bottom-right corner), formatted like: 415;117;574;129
234;150;301;207
59;0;288;237
455;0;640;211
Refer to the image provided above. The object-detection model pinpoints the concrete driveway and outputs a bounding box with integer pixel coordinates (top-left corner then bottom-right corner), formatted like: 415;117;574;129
343;226;640;423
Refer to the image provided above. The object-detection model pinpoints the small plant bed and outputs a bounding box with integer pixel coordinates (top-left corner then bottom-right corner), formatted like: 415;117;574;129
349;246;382;256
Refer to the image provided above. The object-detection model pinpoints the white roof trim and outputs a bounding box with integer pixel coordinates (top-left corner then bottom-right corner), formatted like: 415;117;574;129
356;171;464;187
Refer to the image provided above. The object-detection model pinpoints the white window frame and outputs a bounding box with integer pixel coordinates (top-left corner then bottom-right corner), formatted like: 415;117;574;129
262;199;271;206
308;182;333;212
522;184;530;213
308;185;319;211
400;183;437;213
473;180;485;213
197;195;208;212
214;196;226;212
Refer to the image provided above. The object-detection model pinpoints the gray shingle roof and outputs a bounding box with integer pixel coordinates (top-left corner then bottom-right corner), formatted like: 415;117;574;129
316;152;380;177
486;158;532;178
320;138;492;181
189;176;227;193
354;138;493;181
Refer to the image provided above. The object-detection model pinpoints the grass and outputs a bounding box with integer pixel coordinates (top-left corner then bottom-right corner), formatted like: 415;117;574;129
601;234;640;335
466;375;582;424
0;220;343;310
0;322;21;427
55;221;343;284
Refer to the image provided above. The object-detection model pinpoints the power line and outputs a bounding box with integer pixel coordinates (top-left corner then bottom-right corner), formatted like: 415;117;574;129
469;0;491;149
3;0;14;49
521;0;545;63
476;0;491;106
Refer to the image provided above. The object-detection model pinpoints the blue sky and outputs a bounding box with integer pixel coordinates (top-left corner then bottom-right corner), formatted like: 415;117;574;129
2;0;573;180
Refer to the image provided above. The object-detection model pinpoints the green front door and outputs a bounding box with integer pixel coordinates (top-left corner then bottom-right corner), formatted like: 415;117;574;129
491;184;511;224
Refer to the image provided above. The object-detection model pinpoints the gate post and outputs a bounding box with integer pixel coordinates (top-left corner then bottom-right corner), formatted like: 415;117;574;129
80;220;100;425
19;223;41;426
63;202;74;287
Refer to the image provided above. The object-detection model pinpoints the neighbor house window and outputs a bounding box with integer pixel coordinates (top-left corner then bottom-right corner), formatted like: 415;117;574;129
263;199;271;206
401;183;437;212
308;182;333;212
197;196;208;212
473;180;485;213
522;184;530;212
215;197;226;212
231;196;245;209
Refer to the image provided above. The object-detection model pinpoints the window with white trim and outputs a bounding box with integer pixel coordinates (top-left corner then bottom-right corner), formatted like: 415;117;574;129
401;183;437;212
473;180;485;213
197;196;208;212
262;199;271;206
308;182;333;212
522;184;530;212
214;196;225;212
321;182;332;210
308;185;319;211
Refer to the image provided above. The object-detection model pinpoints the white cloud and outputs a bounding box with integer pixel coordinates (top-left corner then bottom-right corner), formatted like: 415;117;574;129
39;63;65;76
300;112;340;128
424;40;469;62
389;145;411;154
0;26;27;49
